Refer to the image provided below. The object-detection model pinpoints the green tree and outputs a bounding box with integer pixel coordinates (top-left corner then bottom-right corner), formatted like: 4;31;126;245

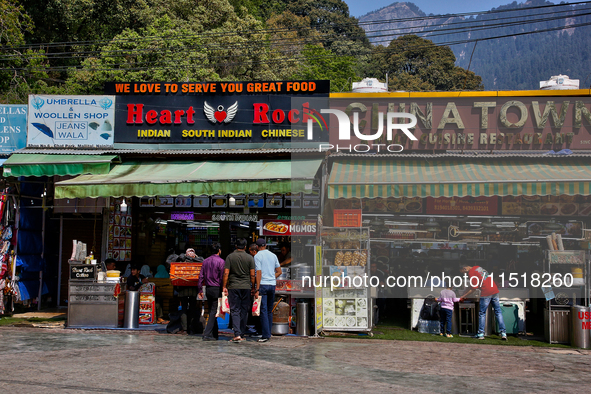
294;44;356;92
65;2;278;93
369;35;483;91
264;11;322;80
20;0;152;44
0;0;52;103
228;0;286;21
282;0;370;55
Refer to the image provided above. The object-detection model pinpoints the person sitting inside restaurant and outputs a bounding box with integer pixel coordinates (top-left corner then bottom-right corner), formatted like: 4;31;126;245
154;264;169;278
279;243;292;267
105;258;117;272
127;263;148;291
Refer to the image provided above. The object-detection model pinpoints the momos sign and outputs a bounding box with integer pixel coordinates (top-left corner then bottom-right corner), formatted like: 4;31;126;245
327;96;591;150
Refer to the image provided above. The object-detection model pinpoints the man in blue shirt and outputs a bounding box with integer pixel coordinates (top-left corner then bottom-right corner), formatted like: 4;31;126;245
254;238;282;342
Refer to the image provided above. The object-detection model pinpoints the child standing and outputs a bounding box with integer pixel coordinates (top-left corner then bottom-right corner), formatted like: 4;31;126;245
436;286;460;337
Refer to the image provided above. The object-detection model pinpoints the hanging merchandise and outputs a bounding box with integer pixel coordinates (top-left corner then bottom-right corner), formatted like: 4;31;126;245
0;194;6;224
0;279;6;314
0;189;14;314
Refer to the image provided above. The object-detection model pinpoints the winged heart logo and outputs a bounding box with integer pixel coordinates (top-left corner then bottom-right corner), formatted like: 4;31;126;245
204;101;238;124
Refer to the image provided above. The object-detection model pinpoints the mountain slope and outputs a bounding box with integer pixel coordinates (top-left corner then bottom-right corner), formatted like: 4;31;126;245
358;0;591;90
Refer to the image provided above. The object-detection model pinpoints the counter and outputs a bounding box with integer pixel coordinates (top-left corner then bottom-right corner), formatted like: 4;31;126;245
67;280;125;328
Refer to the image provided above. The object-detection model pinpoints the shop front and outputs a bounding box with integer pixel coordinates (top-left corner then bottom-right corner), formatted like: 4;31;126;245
317;90;591;341
51;154;324;328
39;81;331;330
1;151;120;312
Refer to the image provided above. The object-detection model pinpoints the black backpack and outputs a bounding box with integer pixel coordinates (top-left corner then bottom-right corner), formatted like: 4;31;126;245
166;310;183;334
419;296;440;321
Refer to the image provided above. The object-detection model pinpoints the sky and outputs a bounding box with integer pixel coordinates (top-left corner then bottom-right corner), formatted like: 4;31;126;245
344;0;555;18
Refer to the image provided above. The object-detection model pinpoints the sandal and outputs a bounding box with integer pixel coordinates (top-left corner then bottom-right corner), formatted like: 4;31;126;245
231;337;244;343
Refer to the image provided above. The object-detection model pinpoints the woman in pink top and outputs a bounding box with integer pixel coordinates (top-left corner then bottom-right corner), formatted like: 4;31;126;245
436;287;460;337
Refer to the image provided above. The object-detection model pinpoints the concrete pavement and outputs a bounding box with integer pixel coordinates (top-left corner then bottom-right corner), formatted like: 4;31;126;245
0;326;589;393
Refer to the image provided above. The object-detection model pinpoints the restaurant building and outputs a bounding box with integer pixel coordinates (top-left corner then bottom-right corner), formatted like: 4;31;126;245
2;86;590;342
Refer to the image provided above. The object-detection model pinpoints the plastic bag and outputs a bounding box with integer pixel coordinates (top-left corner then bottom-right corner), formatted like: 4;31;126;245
215;298;226;319
221;294;230;313
252;296;262;316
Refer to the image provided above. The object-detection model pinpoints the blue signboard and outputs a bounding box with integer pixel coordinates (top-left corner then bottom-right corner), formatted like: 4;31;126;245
0;105;27;154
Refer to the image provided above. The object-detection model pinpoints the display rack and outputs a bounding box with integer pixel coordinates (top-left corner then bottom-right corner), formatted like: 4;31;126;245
544;250;589;344
319;227;371;332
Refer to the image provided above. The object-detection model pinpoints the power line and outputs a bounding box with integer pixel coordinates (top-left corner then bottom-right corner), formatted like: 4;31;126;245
3;0;590;52
1;4;590;66
3;18;590;74
1;0;590;81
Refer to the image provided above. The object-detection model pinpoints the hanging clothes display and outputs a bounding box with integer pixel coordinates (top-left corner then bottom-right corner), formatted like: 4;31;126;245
0;188;17;315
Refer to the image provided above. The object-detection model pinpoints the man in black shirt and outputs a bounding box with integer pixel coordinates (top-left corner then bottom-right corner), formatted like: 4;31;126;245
105;258;117;272
222;238;255;343
127;263;148;291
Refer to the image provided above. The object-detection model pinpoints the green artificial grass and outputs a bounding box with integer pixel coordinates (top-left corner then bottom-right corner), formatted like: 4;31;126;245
370;323;571;348
0;316;66;326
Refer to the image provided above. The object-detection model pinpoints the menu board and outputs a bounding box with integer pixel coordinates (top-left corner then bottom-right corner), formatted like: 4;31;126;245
426;197;498;215
139;283;155;324
211;195;227;208
174;196;192;207
107;198;132;261
193;196;209;207
502;195;591;216
139;196;174;207
155;196;174;207
248;194;265;208
322;288;369;330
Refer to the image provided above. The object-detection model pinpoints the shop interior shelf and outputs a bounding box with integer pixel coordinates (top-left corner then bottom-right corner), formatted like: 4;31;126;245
323;248;368;251
408;256;487;261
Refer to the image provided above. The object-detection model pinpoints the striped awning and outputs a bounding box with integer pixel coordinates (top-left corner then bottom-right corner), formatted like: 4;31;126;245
328;159;591;199
55;159;322;199
2;153;119;177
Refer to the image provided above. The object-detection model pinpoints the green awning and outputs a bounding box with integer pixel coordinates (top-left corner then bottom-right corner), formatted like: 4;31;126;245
2;154;119;177
55;159;322;198
328;159;591;198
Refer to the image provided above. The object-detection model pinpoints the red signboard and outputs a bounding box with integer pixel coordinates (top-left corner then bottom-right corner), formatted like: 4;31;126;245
261;219;317;236
426;197;499;215
328;97;591;150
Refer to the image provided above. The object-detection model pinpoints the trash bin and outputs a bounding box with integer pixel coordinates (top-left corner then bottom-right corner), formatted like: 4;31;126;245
123;291;140;329
496;302;520;334
570;305;591;349
296;302;309;336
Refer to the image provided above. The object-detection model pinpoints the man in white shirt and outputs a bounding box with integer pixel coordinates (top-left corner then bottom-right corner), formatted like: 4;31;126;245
253;238;282;342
